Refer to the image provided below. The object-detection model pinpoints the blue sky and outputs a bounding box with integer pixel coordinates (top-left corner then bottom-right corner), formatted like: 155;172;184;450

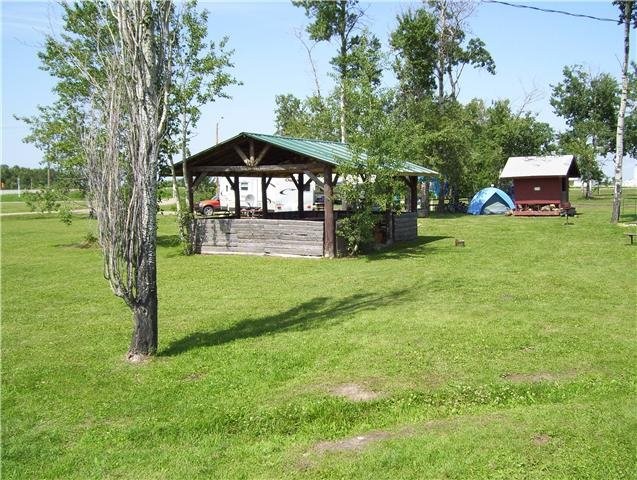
1;0;635;178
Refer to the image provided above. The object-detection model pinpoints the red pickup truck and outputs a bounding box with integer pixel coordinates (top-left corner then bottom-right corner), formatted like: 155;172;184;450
197;198;221;216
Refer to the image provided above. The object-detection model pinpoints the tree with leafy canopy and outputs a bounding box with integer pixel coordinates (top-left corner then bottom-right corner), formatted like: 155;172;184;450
333;31;406;255
293;0;366;143
18;1;237;247
274;92;339;140
165;0;239;254
391;1;495;104
550;65;628;199
275;26;384;143
35;0;173;360
461;99;554;196
275;23;403;255
390;2;495;210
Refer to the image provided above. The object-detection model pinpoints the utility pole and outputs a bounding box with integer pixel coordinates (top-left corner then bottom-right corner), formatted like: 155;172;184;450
215;116;223;200
215;116;224;145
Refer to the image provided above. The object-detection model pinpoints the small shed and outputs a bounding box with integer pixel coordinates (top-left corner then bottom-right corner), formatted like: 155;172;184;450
167;132;438;257
499;155;580;216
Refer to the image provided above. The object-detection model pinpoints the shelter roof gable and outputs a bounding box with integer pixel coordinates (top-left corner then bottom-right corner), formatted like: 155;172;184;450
169;132;438;177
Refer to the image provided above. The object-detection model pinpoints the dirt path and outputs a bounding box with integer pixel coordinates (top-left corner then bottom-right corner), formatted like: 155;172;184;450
0;209;90;217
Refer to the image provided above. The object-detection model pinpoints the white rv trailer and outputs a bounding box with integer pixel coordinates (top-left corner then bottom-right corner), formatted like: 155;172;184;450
216;176;315;212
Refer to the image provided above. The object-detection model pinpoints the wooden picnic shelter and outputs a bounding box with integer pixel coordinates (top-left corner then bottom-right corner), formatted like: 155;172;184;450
168;132;438;258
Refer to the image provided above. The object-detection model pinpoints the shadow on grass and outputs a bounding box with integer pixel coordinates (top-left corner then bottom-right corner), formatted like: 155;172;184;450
425;213;469;220
160;288;412;357
157;234;181;248
365;236;450;261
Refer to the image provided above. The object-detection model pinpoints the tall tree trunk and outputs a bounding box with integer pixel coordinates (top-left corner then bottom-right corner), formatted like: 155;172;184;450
181;112;193;213
611;1;631;223
82;1;170;360
169;156;182;215
129;232;158;360
339;1;347;143
436;0;448;105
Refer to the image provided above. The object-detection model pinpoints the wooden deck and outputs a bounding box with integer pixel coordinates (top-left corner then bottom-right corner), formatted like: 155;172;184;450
194;218;324;257
513;210;561;217
193;212;419;258
394;212;418;241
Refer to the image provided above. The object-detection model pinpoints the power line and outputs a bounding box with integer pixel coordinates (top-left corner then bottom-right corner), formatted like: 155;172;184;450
482;0;618;23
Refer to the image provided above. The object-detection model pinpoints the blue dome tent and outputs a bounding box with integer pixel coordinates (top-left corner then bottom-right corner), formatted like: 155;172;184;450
467;187;515;215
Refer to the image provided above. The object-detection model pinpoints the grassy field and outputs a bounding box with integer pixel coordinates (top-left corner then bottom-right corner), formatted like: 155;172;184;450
2;189;636;479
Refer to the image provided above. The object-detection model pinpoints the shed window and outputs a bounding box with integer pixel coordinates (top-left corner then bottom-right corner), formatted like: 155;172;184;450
534;186;541;191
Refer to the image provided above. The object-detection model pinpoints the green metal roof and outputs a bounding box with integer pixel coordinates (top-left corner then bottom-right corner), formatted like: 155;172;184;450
185;132;438;177
243;133;438;176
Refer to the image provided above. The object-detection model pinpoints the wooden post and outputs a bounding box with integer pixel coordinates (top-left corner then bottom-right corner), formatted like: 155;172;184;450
297;173;305;219
185;172;194;215
410;177;418;212
233;174;241;218
323;166;335;258
261;175;268;218
422;180;430;217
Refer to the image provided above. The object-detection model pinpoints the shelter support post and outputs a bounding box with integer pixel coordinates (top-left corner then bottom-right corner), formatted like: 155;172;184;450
401;176;418;213
421;180;430;217
297;173;304;218
409;177;418;212
234;175;241;218
185;168;194;215
261;175;270;218
225;175;241;218
323;165;335;258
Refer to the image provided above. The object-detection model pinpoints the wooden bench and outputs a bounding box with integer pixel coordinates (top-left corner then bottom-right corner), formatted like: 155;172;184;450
626;233;637;245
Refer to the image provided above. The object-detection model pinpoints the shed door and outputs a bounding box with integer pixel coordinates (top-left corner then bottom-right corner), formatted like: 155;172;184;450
561;177;568;204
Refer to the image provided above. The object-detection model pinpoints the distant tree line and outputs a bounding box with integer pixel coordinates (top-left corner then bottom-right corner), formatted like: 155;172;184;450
1;164;55;190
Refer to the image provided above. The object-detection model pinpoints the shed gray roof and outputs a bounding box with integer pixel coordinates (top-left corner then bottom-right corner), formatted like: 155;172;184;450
499;155;580;179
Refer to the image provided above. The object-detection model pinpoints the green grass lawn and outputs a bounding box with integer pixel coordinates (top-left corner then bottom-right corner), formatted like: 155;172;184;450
2;189;636;479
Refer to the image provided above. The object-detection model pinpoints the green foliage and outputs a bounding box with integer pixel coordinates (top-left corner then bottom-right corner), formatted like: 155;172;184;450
614;0;637;29
550;65;637;188
295;0;361;42
294;0;364;76
22;187;83;225
166;0;239;162
23;188;61;214
388;4;500;204
274;93;339;140
293;0;369;142
193;178;217;203
336;110;406;256
177;210;195;255
390;8;437;98
550;66;620;154
17;0;239;242
391;4;495;101
462;99;555;195
392;97;554;200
